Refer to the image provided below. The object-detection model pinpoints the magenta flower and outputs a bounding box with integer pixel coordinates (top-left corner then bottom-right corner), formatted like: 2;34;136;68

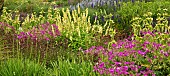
114;62;122;66
93;66;98;71
124;62;130;65
40;30;46;35
55;29;61;36
108;55;114;60
122;66;128;71
27;32;33;37
45;37;50;41
112;43;117;47
99;62;105;69
109;68;114;74
17;35;22;39
138;50;146;56
115;67;121;73
52;24;58;29
168;43;170;46
118;52;124;56
48;31;54;36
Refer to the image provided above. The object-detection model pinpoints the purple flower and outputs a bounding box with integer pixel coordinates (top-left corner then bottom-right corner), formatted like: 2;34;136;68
84;46;95;53
48;31;53;36
153;56;157;58
101;16;104;22
122;71;129;75
111;15;114;20
91;3;94;8
17;35;22;39
115;0;118;5
93;66;98;71
122;66;128;71
164;52;169;57
17;32;27;39
132;0;135;3
144;41;150;45
130;62;135;65
108;55;114;60
148;58;152;63
168;43;170;46
118;52;125;56
52;24;58;29
20;32;25;35
96;46;104;51
55;29;61;36
27;32;33;37
124;62;130;65
112;43;117;47
100;1;104;6
99;62;105;68
109;68;114;74
40;30;46;35
98;70;104;74
114;62;121;66
115;67;121;73
45;37;50;41
138;50;146;56
130;65;138;72
161;50;169;57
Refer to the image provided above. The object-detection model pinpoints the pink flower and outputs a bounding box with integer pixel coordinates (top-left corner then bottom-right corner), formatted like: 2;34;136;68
109;68;114;74
138;50;146;56
17;35;22;39
40;30;46;35
45;37;50;41
99;62;105;68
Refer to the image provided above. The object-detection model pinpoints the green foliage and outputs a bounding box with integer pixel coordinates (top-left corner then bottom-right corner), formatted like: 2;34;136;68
116;1;170;29
50;58;97;76
84;1;170;38
0;58;49;76
131;8;170;38
4;0;51;13
1;0;170;75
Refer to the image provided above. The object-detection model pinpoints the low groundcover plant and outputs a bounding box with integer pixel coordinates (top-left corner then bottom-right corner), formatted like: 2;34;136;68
84;31;170;76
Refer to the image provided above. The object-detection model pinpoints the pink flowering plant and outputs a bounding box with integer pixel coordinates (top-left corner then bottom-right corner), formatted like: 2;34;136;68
84;31;170;76
16;22;61;60
0;22;61;61
17;22;60;44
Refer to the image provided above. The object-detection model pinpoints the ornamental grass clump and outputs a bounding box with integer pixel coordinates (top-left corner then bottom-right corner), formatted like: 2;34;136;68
0;58;49;76
84;31;170;75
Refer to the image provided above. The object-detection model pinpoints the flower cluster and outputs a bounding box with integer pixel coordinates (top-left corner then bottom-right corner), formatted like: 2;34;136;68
84;31;170;75
0;22;15;33
0;22;16;44
17;22;60;43
70;0;148;11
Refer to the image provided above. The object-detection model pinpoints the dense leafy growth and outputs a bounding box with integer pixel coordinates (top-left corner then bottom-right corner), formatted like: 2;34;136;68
0;0;170;76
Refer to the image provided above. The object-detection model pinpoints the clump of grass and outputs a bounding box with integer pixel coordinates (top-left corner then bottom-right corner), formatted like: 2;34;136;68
50;58;97;76
0;58;49;76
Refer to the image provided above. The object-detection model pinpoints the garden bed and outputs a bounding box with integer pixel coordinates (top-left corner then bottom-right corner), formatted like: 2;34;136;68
0;0;170;76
